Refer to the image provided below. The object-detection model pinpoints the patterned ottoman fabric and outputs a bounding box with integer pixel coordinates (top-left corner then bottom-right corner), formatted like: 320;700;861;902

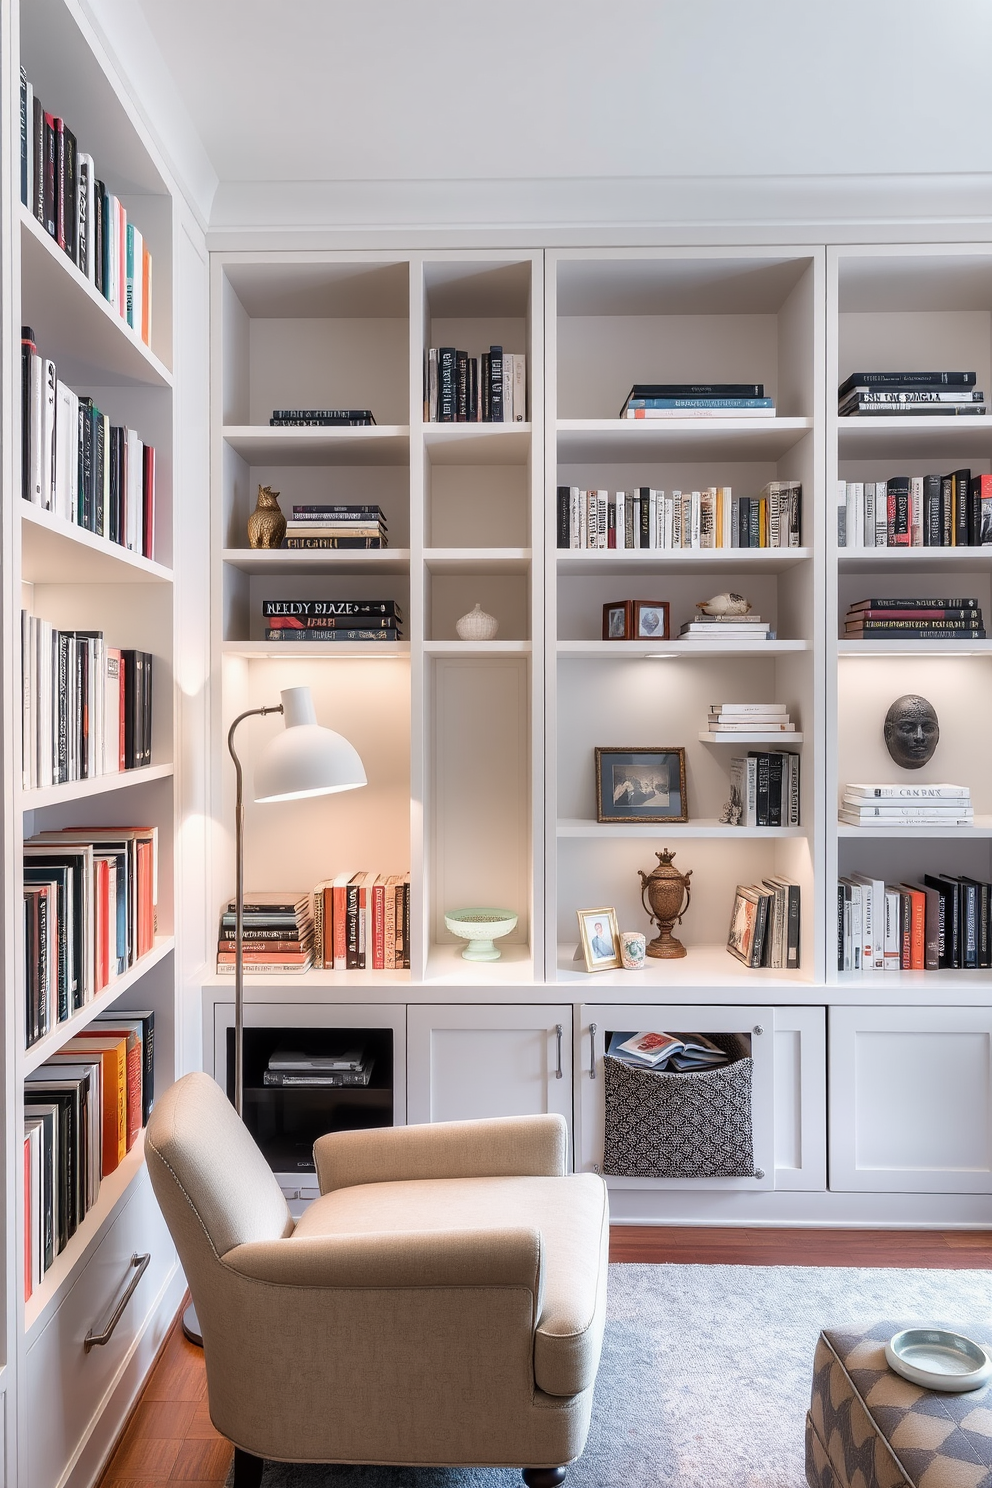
806;1322;992;1488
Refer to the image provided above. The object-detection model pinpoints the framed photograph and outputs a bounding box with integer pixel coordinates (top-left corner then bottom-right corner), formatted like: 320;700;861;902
595;746;688;823
602;600;632;640
577;907;621;972
726;885;761;966
632;600;670;641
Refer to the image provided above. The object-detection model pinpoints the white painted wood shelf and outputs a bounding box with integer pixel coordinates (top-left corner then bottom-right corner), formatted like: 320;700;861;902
222;424;410;465
698;732;804;745
557;818;805;839
556;417;813;462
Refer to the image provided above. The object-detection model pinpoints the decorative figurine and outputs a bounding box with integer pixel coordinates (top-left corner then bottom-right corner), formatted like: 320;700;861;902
455;603;499;640
883;694;939;770
619;930;647;969
247;485;286;549
638;848;693;959
696;592;751;616
444;908;517;960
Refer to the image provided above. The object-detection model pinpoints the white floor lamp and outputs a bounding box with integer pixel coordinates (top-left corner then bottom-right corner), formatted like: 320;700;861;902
183;685;366;1345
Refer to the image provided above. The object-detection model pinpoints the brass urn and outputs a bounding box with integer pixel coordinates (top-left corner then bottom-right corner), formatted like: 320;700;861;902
247;484;286;549
638;848;693;959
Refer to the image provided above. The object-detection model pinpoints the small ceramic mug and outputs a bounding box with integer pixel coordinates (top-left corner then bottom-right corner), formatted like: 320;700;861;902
619;930;646;969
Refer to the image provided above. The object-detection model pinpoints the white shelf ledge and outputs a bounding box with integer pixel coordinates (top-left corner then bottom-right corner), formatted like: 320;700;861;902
557;416;813;463
836;414;992;460
558;640;808;660
22;504;172;585
425;943;535;984
222;425;410;466
837;547;992;571
222;641;410;660
698;732;804;745
557;818;804;839
423;424;531;465
557;548;811;575
424;548;531;573
221;547;410;576
556;942;811;989
837;640;992;657
425;640;531;655
837;817;992;838
20;764;174;813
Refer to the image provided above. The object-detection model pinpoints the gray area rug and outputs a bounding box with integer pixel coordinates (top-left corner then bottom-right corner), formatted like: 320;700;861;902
228;1262;992;1487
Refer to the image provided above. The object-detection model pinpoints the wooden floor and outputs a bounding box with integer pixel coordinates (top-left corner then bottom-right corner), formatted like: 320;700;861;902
98;1226;992;1487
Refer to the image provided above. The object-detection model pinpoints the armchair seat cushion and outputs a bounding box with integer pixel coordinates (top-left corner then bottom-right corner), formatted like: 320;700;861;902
292;1173;609;1397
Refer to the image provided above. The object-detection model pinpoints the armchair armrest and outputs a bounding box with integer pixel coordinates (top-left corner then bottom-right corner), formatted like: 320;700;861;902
222;1224;544;1296
314;1114;567;1194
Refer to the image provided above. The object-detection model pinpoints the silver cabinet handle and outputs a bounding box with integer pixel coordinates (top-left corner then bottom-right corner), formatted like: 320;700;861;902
85;1253;150;1351
589;1022;598;1079
554;1024;563;1079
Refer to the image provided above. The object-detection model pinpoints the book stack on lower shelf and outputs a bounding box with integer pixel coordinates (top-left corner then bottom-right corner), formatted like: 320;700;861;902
216;893;315;974
840;784;973;829
681;612;773;642
619;382;775;419
727;878;801;969
263;599;403;643
838;371;985;418
23;1010;153;1299
843;597;986;641
837;873;990;972
284;504;387;551
269;409;375;428
703;702;797;739
311;872;411;971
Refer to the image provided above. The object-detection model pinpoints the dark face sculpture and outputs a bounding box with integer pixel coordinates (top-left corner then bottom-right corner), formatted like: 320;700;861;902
883;694;939;770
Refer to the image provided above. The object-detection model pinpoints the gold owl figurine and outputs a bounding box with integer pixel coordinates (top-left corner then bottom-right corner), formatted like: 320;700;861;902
247;485;286;549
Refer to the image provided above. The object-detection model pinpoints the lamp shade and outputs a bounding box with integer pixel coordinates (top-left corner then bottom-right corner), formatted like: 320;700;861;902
252;687;367;803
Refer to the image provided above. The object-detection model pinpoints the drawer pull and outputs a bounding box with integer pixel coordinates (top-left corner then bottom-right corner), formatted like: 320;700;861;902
589;1023;598;1079
554;1024;563;1079
85;1253;150;1351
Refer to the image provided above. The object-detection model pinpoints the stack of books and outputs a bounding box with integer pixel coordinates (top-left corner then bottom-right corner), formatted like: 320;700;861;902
704;703;797;737
840;784;973;829
311;871;410;971
837;872;990;972
727;879;801;969
838;371;986;418
557;483;800;550
619;383;775;419
424;346;526;422
263;598;403;643
680;613;773;641
269;409;375;427
284;504;387;551
262;1047;374;1088
605;1030;728;1072
838;471;992;548
843;597;986;641
728;751;801;827
216;893;315;974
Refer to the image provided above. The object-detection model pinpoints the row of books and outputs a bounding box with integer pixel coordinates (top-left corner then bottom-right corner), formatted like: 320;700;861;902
24;1010;154;1298
19;71;153;345
837;472;992;549
619;383;775;420
843;597;985;641
217;880;412;972
727;878;801;970
556;484;801;550
840;783;973;829
424;347;526;423
262;1046;373;1088
606;1030;727;1072
24;829;158;1044
283;504;388;551
21;617;152;789
21;329;157;557
838;371;985;418
269;409;375;427
261;598;403;643
727;751;801;827
837;872;990;971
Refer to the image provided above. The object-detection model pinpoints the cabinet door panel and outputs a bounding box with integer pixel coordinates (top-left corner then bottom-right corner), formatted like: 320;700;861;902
830;1007;992;1193
407;1005;572;1127
774;1007;826;1191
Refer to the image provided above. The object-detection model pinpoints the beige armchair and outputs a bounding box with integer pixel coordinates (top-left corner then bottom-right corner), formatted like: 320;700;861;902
145;1072;609;1487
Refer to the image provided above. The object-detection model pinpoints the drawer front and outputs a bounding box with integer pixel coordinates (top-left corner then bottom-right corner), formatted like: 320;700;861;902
25;1171;176;1488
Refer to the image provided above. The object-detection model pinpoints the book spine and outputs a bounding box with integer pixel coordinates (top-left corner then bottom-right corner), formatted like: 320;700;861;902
489;345;503;422
952;468;971;548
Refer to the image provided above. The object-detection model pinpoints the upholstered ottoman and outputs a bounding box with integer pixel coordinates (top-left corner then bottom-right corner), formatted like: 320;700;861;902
806;1323;992;1488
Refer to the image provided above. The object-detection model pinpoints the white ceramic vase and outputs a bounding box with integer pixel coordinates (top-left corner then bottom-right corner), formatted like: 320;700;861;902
455;603;499;640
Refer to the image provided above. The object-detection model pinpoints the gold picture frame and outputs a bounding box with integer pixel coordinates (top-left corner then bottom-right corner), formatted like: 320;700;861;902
595;746;688;823
576;906;621;972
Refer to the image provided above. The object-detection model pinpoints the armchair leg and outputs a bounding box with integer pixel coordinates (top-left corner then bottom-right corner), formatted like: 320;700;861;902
232;1447;264;1487
522;1470;566;1487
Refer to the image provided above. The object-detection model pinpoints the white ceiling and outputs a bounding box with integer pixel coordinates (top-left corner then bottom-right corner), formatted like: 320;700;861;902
132;0;992;184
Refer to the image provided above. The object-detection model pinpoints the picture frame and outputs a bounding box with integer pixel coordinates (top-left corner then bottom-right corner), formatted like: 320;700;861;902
726;885;761;966
595;746;688;823
632;599;670;641
602;600;632;640
576;906;622;972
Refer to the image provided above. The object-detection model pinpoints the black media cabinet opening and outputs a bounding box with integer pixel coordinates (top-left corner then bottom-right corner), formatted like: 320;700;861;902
226;1026;394;1176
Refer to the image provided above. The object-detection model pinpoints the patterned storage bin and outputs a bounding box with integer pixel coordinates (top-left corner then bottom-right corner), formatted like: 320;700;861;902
602;1031;755;1178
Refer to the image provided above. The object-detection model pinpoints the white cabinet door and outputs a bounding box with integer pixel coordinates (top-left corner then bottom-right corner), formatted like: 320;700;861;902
577;1004;775;1190
830;1006;992;1194
774;1006;827;1191
406;1004;572;1128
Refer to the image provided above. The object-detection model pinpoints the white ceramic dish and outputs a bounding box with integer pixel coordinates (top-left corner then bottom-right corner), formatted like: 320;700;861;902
885;1328;992;1392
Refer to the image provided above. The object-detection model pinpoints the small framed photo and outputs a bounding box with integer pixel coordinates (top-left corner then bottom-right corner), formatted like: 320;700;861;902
632;600;670;641
602;600;632;640
577;907;621;972
726;885;761;966
595;746;688;823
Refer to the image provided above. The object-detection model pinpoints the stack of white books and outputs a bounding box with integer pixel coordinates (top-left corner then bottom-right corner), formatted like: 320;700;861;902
705;703;796;736
839;783;973;827
680;614;773;640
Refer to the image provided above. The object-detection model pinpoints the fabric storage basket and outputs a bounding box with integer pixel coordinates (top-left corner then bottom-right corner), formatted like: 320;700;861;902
602;1032;755;1178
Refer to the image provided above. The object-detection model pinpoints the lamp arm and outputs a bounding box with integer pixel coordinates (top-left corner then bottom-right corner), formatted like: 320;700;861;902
228;705;283;1118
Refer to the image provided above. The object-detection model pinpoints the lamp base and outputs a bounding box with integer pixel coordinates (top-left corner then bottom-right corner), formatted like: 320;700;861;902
182;1302;203;1347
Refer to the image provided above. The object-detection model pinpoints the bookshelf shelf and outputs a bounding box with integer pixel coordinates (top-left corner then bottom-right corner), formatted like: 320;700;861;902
221;641;411;660
19;763;175;812
20;210;173;388
221;425;411;466
698;732;804;745
21;504;174;585
837;547;992;573
837;640;992;657
555;942;811;990
221;547;411;576
557;639;809;660
424;548;531;574
836;819;992;839
424;640;532;655
556;818;805;840
556;417;813;463
423;424;532;465
557;548;812;576
425;943;535;985
836;414;992;461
